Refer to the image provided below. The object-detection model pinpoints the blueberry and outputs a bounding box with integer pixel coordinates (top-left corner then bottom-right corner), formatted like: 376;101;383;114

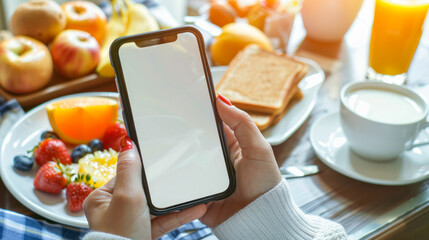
41;131;59;140
88;139;103;152
71;144;92;163
13;155;34;171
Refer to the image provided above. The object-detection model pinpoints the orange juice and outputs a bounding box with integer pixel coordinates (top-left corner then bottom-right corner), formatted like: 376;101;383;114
369;0;429;76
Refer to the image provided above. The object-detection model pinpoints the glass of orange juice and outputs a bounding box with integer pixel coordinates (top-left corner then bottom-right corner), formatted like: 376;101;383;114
367;0;429;85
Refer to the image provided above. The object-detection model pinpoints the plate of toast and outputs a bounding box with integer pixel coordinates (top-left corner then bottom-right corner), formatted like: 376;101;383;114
213;45;325;145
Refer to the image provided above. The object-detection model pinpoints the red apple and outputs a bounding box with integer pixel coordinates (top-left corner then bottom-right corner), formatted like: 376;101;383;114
0;36;53;94
62;1;107;44
10;0;66;44
50;30;100;78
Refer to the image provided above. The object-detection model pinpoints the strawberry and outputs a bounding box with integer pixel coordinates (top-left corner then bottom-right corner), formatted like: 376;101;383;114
66;182;93;212
102;122;128;152
33;139;72;166
33;161;68;194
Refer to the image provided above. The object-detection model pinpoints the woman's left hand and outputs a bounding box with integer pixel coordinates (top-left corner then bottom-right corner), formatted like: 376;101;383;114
84;137;207;239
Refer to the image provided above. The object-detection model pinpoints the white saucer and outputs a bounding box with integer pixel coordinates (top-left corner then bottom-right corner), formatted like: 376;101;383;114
310;112;429;186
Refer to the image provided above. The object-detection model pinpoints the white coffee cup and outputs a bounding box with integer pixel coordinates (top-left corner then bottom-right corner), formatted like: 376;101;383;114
340;81;429;161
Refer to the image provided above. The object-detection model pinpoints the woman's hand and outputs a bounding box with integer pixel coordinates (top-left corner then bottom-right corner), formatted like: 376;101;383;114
84;138;207;239
199;95;282;228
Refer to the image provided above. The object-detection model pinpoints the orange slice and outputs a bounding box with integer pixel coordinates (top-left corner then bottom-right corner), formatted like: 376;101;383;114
47;97;119;144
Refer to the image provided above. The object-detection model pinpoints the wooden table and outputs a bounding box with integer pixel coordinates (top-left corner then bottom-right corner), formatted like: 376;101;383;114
274;0;429;239
2;0;429;239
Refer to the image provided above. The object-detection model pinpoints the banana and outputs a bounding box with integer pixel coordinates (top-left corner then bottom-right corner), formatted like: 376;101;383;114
123;0;159;36
96;0;129;78
96;0;159;77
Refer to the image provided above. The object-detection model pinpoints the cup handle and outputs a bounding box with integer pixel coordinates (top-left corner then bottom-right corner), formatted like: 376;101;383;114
409;120;429;149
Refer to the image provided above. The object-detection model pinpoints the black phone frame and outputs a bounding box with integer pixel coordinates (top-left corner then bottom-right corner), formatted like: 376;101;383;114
109;26;236;216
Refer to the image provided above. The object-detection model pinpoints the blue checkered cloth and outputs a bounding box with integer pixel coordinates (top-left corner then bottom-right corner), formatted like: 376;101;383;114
0;208;212;240
0;98;25;143
159;221;212;240
0;208;87;240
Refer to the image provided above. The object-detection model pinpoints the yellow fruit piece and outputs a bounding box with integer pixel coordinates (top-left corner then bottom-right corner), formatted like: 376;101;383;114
47;97;118;144
209;1;237;27
247;4;272;31
97;0;129;78
97;0;159;77
228;0;258;17
261;0;280;9
210;23;274;65
78;149;118;188
123;0;159;36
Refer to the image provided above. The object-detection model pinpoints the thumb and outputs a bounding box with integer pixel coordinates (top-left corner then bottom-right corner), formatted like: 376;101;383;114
113;136;143;196
216;96;270;151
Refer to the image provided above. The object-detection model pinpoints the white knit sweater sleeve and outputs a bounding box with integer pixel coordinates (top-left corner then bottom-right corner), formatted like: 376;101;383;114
82;231;131;240
212;179;348;240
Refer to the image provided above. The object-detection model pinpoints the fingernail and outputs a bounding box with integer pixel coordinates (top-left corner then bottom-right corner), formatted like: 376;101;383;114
217;93;232;106
119;136;133;152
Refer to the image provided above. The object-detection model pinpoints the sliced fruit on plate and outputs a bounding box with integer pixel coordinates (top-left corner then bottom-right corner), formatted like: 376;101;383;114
66;182;93;212
34;161;69;194
78;149;118;188
13;155;34;171
33;138;72;166
46;97;118;144
102;122;128;152
88;139;103;152
71;144;93;163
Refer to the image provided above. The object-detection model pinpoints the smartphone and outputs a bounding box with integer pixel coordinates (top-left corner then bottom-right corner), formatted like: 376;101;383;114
109;26;236;215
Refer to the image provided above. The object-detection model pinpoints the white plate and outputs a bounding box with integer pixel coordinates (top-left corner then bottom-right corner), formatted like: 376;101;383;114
211;57;325;145
0;92;119;228
310;112;429;186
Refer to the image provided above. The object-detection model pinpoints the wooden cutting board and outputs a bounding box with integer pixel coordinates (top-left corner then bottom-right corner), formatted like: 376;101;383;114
0;72;115;108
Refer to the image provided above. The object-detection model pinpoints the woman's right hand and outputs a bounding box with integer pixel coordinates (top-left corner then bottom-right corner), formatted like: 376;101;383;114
199;95;282;228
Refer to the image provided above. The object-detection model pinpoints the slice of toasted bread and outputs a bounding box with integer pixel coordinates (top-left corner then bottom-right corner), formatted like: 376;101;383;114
249;87;303;131
216;44;307;115
269;87;303;127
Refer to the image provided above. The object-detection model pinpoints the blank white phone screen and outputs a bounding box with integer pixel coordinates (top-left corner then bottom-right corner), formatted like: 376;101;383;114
118;32;230;209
